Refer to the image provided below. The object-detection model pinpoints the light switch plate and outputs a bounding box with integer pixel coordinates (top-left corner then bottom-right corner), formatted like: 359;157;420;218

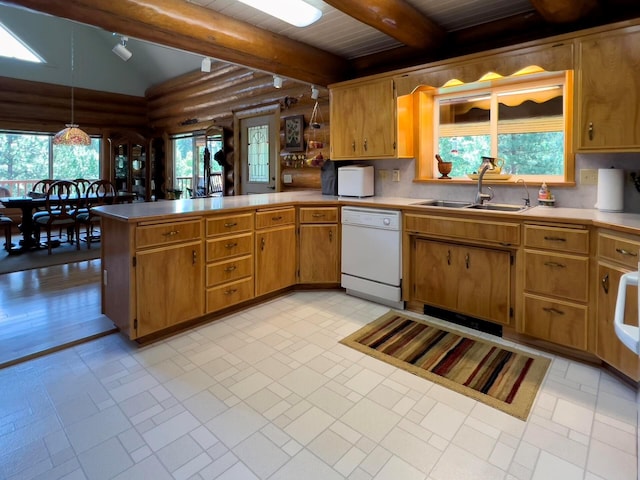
392;169;400;182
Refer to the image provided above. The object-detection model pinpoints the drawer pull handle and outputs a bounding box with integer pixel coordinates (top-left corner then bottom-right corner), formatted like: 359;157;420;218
446;249;451;266
465;253;470;269
543;236;566;242
224;288;237;295
192;250;197;265
261;237;266;251
615;248;638;257
272;216;283;221
162;230;179;237
329;230;333;242
224;222;237;228
311;213;325;218
542;307;565;315
224;265;237;272
225;242;238;249
543;261;566;268
602;273;609;294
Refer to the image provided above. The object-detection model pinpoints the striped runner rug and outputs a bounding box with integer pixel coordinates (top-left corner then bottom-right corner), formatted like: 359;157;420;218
340;311;551;420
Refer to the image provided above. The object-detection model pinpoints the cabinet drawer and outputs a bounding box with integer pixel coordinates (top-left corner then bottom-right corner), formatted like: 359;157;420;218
405;214;520;246
524;224;589;254
206;277;254;312
299;207;338;224
255;207;295;229
598;232;640;269
206;213;254;237
136;219;202;249
206;232;253;261
206;255;253;287
522;294;588;350
524;250;589;302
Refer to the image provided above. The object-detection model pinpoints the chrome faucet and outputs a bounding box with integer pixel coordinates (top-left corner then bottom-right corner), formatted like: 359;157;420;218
516;178;530;207
475;156;496;205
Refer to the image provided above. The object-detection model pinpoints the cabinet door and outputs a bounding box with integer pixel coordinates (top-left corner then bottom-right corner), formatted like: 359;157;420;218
596;263;640;380
255;225;297;296
456;244;511;325
330;87;362;159
412;238;457;310
359;79;396;158
135;240;204;337
299;224;339;283
577;27;640;150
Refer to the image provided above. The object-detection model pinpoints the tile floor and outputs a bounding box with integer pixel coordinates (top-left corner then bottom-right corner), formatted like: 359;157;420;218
0;291;638;480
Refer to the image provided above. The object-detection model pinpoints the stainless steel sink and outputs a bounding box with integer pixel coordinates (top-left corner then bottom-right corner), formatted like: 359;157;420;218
465;203;527;212
411;200;473;208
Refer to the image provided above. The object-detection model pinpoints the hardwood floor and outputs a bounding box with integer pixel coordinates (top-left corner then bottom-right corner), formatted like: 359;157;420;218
0;259;117;368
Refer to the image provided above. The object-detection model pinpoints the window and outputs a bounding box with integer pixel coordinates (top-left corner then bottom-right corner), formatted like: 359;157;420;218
430;71;572;183
0;22;42;63
0;131;100;195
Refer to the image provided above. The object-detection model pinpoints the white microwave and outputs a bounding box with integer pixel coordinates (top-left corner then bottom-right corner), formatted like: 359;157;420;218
338;165;374;197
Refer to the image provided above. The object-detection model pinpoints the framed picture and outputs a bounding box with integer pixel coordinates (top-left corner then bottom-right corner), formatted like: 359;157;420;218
284;115;304;152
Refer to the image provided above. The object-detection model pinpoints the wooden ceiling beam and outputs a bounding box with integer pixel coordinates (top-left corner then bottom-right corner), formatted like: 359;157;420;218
529;0;599;23
322;0;445;49
3;0;351;86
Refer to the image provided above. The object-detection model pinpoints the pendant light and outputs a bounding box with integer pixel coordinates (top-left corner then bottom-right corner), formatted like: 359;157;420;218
53;26;91;146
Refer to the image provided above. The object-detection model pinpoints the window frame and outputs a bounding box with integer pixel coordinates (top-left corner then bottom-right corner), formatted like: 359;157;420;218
415;70;574;186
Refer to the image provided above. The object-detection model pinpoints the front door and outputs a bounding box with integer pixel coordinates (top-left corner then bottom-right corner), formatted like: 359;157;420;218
240;114;277;194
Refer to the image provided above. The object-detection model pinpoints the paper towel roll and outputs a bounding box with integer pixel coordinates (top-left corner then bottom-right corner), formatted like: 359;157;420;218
595;168;624;212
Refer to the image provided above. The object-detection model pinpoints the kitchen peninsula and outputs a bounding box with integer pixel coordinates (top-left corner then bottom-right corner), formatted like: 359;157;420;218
95;191;640;381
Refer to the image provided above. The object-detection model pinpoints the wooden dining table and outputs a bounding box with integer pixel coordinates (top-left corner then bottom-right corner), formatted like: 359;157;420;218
0;192;135;255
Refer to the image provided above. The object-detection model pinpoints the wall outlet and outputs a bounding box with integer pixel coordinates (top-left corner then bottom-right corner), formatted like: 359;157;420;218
378;169;389;180
392;169;400;182
580;169;598;185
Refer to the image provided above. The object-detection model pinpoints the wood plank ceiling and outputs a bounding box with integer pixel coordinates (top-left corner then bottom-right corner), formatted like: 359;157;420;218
3;0;640;86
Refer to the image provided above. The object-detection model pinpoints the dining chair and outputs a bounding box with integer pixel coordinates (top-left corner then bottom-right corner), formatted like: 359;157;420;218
76;179;116;249
73;178;91;195
33;180;81;254
0;215;13;252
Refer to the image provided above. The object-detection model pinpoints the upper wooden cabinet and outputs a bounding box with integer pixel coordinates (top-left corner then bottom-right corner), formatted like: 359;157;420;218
330;78;413;160
576;26;640;151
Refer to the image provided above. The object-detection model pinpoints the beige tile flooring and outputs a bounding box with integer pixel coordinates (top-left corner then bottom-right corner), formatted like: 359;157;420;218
0;290;637;479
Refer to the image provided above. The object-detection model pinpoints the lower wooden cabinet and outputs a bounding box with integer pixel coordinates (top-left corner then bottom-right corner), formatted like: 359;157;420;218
255;208;297;296
412;238;512;325
299;206;340;284
135;240;204;337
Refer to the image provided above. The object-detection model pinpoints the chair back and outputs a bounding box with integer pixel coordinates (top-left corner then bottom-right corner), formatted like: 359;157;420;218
45;180;80;221
0;186;10;197
86;180;117;208
73;178;91;195
32;179;56;195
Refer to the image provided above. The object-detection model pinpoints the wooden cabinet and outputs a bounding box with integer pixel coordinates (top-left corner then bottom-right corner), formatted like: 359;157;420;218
112;133;153;201
133;217;204;338
520;223;590;350
596;231;640;380
412;238;512;325
255;207;297;296
405;213;518;326
330;78;412;160
576;26;640;151
299;206;340;284
205;212;254;313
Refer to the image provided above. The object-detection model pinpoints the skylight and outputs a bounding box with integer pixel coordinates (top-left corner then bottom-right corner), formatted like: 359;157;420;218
237;0;322;27
0;22;42;63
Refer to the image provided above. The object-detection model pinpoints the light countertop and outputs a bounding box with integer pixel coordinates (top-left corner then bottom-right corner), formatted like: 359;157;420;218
94;191;640;235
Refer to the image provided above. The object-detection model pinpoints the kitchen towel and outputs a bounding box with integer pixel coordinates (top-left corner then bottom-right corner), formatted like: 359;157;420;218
596;168;624;212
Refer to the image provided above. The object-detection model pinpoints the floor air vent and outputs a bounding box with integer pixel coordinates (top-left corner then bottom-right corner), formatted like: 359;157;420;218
423;305;503;337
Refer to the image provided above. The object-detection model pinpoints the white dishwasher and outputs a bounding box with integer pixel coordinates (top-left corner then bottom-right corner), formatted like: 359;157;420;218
341;206;404;309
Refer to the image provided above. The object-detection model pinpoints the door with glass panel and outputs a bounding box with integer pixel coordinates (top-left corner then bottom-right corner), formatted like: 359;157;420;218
240;114;277;194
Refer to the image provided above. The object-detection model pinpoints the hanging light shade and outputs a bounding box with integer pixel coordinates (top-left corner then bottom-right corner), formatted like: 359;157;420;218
53;124;91;145
55;26;91;146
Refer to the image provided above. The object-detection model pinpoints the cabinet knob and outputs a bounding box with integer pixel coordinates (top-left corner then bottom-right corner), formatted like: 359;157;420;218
601;273;609;294
446;249;451;266
363;139;368;151
329;230;333;242
352;141;356;152
261;237;266;251
224;288;237;295
588;122;594;141
192;250;197;265
224;265;237;272
465;253;470;269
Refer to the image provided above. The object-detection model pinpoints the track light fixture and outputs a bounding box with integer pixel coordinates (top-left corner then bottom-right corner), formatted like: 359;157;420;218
112;35;132;61
273;75;283;88
201;57;211;73
311;85;319;100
